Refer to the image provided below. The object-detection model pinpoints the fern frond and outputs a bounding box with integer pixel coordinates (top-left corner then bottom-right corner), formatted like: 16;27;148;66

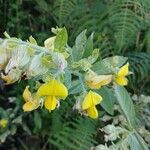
52;0;78;26
126;52;150;92
49;117;97;150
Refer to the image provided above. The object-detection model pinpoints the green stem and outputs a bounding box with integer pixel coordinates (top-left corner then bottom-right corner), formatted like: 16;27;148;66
6;38;53;55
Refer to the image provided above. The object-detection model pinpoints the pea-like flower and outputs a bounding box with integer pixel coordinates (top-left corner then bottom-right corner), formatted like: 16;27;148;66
37;79;68;111
85;70;112;89
82;91;102;119
115;63;129;86
23;86;40;112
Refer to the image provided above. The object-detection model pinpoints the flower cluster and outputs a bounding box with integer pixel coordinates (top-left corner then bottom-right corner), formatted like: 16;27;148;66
0;38;67;85
22;62;129;119
0;29;130;120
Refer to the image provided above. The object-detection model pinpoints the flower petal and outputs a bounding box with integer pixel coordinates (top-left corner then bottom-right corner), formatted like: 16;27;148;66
82;91;102;110
37;79;68;98
44;96;57;111
117;63;129;77
23;86;32;102
115;76;128;86
86;106;98;119
23;101;38;112
87;75;112;89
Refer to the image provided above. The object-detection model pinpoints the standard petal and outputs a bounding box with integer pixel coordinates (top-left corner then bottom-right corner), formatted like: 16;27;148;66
23;101;38;112
115;76;128;86
117;63;129;77
82;91;102;110
37;79;68;98
44;96;57;111
91;91;103;105
86;106;98;119
23;86;32;102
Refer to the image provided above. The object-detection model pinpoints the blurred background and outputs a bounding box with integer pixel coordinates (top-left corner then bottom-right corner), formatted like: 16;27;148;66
0;0;150;149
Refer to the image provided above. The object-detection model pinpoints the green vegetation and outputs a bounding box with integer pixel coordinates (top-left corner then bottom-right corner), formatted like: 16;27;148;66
0;0;150;149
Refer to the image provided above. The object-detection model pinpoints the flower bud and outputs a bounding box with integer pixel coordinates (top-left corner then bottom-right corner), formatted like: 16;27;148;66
44;36;56;50
0;119;8;128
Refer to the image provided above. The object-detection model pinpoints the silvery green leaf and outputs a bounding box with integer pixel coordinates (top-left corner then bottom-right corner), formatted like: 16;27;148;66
83;32;94;58
0;130;10;143
128;133;143;150
72;30;87;61
54;27;68;52
88;48;99;64
52;52;67;72
92;61;113;75
63;69;71;88
5;45;30;73
114;85;136;128
97;87;115;115
69;80;82;94
27;53;49;77
103;56;128;68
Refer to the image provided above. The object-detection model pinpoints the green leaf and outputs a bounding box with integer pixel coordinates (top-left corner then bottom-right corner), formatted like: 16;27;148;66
88;48;99;64
134;131;149;150
114;85;136;128
83;33;94;58
29;36;37;45
128;133;146;150
97;87;115;115
93;56;128;75
0;130;10;143
72;30;87;61
92;60;113;74
69;80;82;94
63;69;72;88
54;27;68;52
103;56;128;68
34;111;42;130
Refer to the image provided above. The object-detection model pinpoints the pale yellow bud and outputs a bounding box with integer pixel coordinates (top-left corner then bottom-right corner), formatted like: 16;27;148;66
44;36;56;50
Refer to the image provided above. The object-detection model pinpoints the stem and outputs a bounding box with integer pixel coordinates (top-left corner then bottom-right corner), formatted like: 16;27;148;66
6;38;53;55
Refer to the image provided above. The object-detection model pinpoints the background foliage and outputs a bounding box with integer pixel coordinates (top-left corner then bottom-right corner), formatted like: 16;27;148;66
0;0;150;149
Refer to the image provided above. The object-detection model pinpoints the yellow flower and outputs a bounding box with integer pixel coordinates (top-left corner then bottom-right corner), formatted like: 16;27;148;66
0;119;8;128
85;70;112;89
1;68;22;85
115;63;129;86
37;79;68;111
1;74;12;85
82;91;102;119
23;86;40;112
